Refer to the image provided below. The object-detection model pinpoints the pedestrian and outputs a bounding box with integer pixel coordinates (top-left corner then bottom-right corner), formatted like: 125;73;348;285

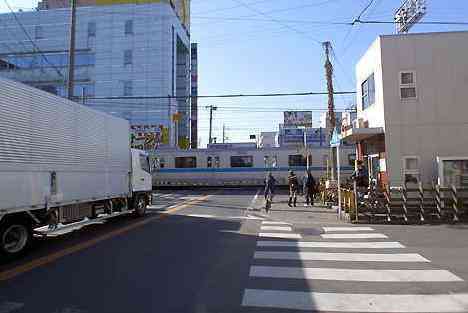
288;170;298;207
351;160;369;201
264;172;276;201
304;170;316;206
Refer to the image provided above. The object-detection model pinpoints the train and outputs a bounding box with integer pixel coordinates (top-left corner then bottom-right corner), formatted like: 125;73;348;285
149;144;356;188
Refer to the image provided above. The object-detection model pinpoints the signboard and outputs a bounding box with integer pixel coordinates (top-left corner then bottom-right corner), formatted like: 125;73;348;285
282;127;326;146
395;0;427;33
130;124;168;150
284;111;313;127
190;43;198;148
330;128;341;147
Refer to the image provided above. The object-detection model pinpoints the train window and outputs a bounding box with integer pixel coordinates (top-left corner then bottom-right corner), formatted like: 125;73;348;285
288;154;307;167
323;155;329;167
264;156;269;168
272;155;278;168
160;157;165;168
175;157;197;168
207;156;213;168
231;156;253;168
214;156;220;168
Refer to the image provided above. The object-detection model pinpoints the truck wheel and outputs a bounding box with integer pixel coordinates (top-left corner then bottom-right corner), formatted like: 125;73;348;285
0;219;32;258
133;195;147;217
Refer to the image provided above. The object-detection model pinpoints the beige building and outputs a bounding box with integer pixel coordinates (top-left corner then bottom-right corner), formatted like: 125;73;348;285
342;31;468;187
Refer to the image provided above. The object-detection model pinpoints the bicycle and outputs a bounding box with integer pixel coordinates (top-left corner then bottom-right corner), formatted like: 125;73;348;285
265;189;274;214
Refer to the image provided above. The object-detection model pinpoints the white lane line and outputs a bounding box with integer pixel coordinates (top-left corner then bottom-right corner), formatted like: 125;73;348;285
258;233;302;239
253;251;430;262
0;302;24;313
242;289;468;312
186;214;215;218
323;227;375;232
260;226;292;232
262;221;291;225
257;241;405;249
246;189;261;213
322;233;388;239
249;266;463;282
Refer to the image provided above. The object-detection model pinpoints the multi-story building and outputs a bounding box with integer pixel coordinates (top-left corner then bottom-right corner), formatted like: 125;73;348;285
0;0;191;147
342;31;468;187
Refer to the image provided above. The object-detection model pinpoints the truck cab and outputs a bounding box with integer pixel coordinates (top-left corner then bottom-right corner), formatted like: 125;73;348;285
131;149;153;193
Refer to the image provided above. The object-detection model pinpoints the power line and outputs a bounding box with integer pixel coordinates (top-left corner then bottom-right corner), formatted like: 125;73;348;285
84;90;356;101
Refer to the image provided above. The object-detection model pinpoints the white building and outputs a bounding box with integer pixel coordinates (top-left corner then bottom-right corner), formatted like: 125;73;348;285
342;31;468;187
0;0;191;147
257;131;278;148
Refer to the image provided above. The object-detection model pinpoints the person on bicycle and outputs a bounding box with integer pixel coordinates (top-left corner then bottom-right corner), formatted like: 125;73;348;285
264;172;276;201
288;170;298;207
351;160;369;201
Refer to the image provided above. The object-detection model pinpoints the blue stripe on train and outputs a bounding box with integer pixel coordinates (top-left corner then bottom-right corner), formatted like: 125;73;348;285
156;166;354;174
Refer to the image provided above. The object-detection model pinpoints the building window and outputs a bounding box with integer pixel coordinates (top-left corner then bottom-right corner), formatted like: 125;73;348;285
123;80;132;96
361;73;375;110
35;26;44;39
231;156;253;168
175;157;196;168
124;50;133;66
403;156;420;184
88;22;96;37
400;71;417;100
288;154;309;167
125;20;133;35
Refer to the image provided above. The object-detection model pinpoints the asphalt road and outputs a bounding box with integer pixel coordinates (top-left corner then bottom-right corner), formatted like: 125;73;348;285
1;188;468;313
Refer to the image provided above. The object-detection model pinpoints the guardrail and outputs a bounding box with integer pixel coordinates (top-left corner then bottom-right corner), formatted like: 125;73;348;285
339;183;468;224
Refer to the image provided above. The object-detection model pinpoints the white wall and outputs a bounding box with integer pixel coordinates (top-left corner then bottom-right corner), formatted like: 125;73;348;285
379;31;468;185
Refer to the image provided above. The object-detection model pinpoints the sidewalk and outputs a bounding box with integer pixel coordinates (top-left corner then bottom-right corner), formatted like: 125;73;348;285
249;191;346;226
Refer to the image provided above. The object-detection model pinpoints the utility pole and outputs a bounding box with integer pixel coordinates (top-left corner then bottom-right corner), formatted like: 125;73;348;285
323;41;337;181
67;0;77;100
206;105;217;145
222;124;226;143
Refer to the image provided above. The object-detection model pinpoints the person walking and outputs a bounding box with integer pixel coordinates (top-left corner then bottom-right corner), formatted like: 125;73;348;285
304;170;316;206
288;170;298;207
264;172;276;213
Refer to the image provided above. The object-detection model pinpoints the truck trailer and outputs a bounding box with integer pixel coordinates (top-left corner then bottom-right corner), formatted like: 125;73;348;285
0;78;153;258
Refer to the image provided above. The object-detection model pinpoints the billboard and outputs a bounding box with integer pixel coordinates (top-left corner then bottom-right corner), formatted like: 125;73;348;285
395;0;427;33
130;124;169;150
190;43;198;148
282;127;326;146
284;111;313;127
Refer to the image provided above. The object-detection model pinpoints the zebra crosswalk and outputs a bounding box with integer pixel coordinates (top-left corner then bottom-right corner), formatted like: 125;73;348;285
241;221;468;312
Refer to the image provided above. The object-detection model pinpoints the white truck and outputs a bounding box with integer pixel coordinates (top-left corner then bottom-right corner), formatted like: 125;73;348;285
0;78;153;258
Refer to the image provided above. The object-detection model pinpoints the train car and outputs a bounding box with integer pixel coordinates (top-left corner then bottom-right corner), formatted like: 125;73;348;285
150;145;356;188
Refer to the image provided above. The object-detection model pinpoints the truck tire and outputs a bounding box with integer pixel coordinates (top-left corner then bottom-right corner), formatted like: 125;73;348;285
0;218;32;258
133;195;147;217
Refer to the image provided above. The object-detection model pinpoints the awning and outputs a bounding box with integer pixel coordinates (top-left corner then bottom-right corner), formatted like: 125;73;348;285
341;127;384;142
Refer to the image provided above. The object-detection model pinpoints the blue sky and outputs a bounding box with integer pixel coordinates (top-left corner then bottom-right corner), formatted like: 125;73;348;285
1;0;468;146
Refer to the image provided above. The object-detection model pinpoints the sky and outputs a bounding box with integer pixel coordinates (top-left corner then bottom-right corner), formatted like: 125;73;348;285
1;0;468;147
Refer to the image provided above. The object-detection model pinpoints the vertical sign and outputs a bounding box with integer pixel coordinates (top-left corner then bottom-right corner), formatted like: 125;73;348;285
190;43;198;148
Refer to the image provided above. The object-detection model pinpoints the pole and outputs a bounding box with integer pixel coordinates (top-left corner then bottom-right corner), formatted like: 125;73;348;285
81;87;85;105
337;144;342;219
223;124;225;143
207;105;217;145
323;41;336;180
67;0;77;100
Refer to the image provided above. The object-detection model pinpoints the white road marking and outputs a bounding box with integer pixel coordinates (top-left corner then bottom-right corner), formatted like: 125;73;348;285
253;251;430;262
258;233;302;239
322;233;388;239
262;221;291;225
323;227;375;232
0;302;24;313
186;214;215;218
246;189;261;213
256;241;405;248
260;226;293;231
242;289;468;312
249;266;462;282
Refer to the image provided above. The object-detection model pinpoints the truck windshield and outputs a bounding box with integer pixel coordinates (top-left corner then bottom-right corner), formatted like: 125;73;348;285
139;154;150;173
